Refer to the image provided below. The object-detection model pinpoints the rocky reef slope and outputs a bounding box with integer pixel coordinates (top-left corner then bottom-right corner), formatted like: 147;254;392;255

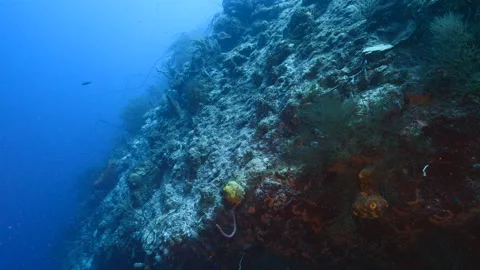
65;0;480;269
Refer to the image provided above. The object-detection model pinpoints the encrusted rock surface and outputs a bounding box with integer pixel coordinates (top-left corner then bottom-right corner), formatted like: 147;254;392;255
65;0;480;269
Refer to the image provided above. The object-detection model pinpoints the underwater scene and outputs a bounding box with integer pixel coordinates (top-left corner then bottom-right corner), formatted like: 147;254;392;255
2;0;480;269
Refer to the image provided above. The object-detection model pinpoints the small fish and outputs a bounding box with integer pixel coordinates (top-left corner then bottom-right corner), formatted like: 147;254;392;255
81;81;91;86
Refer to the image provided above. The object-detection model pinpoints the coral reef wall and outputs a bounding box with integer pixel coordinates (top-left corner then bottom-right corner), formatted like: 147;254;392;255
65;0;480;269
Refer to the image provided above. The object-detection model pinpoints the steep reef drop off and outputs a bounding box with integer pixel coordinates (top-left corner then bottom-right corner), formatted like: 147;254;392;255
65;0;480;269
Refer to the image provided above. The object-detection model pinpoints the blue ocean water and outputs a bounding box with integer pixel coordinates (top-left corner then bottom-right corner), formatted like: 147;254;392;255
0;1;221;269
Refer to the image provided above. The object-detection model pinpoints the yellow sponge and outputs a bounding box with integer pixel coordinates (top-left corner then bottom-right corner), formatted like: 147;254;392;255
223;181;245;206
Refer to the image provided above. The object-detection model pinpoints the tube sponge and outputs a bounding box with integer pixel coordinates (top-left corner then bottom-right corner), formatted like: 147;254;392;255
353;166;389;219
352;192;389;219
